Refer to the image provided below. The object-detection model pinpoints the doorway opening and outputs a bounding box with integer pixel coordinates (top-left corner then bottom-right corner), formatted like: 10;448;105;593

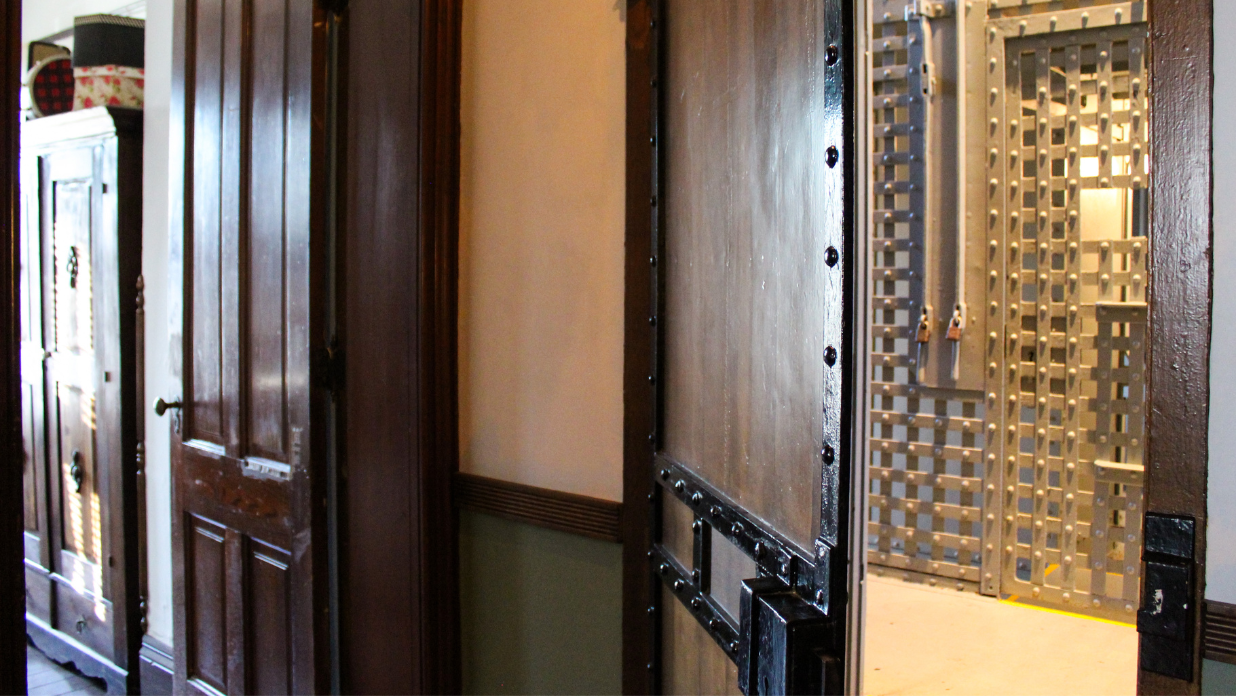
862;0;1148;693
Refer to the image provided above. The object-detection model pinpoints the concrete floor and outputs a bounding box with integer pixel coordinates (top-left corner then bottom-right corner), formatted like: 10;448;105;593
863;575;1137;696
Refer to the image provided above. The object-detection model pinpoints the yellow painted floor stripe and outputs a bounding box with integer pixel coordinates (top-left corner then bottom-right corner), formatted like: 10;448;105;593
998;596;1135;627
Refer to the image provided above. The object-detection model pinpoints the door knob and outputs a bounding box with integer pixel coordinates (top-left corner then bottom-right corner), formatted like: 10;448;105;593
69;450;83;492
154;397;182;416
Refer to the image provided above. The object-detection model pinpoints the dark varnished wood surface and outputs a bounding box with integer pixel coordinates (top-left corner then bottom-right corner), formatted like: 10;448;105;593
660;0;829;554
337;1;462;693
622;1;657;692
1;3;24;691
170;0;330;692
1142;0;1212;693
454;472;622;543
660;584;741;696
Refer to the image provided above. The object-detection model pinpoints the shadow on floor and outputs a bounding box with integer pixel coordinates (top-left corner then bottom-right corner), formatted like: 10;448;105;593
26;641;107;696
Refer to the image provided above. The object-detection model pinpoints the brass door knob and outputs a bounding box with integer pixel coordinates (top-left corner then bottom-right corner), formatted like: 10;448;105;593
154;397;183;416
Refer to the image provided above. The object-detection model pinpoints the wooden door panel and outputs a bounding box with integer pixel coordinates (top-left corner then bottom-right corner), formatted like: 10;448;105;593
173;0;325;691
661;0;831;553
187;516;227;692
187;0;228;448
55;386;98;562
645;0;853;691
247;540;291;696
22;384;39;533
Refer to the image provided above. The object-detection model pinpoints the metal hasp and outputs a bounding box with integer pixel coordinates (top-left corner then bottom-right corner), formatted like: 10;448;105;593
739;578;841;696
1137;514;1196;680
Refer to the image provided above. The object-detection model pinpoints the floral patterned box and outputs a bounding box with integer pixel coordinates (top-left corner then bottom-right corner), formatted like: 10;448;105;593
73;65;144;110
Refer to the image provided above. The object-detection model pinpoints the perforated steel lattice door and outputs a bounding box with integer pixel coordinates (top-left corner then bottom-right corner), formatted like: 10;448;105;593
866;0;1149;621
867;0;988;593
987;19;1148;621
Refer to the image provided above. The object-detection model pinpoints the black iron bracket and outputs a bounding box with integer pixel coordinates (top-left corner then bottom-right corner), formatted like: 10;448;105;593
1137;514;1197;681
655;456;823;604
650;543;742;660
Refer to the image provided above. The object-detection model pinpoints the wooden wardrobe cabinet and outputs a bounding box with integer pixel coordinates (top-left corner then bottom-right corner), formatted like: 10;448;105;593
20;107;143;694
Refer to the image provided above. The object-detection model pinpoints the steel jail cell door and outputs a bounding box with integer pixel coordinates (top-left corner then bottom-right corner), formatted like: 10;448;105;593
864;0;1149;622
165;0;331;693
645;1;855;694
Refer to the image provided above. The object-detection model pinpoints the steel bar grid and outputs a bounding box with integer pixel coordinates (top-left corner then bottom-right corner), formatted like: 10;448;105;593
865;0;1149;621
988;17;1147;621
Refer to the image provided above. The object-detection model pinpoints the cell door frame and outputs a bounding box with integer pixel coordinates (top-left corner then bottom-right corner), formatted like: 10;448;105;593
620;1;1216;696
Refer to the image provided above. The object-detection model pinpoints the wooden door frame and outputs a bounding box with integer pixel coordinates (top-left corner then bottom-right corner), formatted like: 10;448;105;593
0;1;23;694
334;0;463;693
1143;0;1212;693
621;1;1217;695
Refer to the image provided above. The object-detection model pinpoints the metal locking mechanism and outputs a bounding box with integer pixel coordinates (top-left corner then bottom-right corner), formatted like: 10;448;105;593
739;578;840;695
1137;514;1196;680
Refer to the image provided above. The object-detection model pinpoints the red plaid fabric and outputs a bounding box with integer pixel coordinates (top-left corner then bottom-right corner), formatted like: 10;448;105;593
32;58;74;116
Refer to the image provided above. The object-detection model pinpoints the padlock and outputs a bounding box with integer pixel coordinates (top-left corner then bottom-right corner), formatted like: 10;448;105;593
946;316;963;341
916;319;931;343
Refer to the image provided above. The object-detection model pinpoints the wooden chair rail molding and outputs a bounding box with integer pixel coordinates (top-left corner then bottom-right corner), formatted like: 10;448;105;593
453;472;623;543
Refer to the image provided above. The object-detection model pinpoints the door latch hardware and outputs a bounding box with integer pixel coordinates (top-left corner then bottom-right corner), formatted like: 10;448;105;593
739;577;840;695
154;397;183;433
69;449;84;492
1137;514;1196;681
66;246;80;289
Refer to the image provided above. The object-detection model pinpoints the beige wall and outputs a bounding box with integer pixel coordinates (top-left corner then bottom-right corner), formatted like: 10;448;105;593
459;0;626;501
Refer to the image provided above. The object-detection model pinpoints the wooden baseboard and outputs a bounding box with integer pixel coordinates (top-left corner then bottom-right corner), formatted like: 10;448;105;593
453;472;622;543
1206;600;1236;665
138;636;174;695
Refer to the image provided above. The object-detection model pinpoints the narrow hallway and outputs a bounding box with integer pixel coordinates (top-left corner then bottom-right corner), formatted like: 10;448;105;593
25;644;105;696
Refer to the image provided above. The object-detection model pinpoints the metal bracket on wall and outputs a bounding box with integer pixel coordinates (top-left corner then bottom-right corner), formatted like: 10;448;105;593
1137;514;1196;681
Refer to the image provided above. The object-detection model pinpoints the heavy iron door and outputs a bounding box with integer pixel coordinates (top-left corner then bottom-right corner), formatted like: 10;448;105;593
164;0;331;693
644;1;856;693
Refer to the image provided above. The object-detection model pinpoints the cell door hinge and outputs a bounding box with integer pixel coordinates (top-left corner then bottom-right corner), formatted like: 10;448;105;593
315;336;344;394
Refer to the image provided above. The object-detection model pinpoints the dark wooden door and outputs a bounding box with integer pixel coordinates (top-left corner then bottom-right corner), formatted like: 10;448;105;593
640;1;855;693
20;109;144;695
166;0;330;693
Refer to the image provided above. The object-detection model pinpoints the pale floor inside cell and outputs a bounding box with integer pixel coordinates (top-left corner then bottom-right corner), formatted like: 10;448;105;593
863;575;1137;696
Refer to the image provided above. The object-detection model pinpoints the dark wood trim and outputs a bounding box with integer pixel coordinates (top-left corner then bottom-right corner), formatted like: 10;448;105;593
454;472;623;543
1142;1;1213;693
1205;601;1236;666
0;2;23;694
335;0;461;693
138;635;174;696
622;0;657;694
418;2;463;690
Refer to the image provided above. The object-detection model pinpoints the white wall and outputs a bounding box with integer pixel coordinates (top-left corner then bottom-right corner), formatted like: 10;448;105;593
458;0;626;502
20;0;174;647
141;0;173;647
1210;1;1236;604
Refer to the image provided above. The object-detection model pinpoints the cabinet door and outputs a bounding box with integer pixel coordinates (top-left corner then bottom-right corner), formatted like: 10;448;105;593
20;132;51;621
41;144;118;659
